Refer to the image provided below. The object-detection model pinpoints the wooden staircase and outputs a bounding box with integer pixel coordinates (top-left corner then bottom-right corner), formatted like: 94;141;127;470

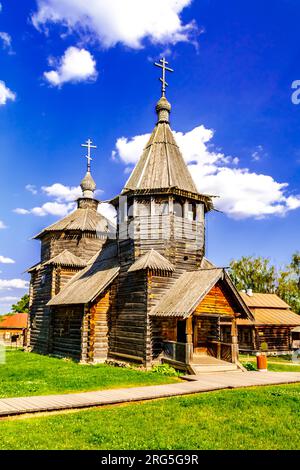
189;355;240;374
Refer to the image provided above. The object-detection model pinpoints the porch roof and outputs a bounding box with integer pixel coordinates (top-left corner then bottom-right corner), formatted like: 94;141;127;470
150;268;252;319
47;243;119;306
128;249;174;273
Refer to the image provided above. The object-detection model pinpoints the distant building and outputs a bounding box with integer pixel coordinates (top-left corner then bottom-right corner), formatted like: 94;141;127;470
291;327;300;350
237;292;300;353
0;313;28;347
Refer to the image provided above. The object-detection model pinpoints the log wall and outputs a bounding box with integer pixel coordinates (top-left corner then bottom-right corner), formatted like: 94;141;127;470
29;229;107;356
195;282;237;316
51;305;83;359
28;265;52;354
109;249;149;363
81;290;110;363
237;325;294;352
41;232;106;263
256;326;292;351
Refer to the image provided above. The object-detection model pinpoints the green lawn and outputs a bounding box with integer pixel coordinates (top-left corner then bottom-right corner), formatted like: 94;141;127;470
0;349;179;398
1;384;300;450
240;355;300;372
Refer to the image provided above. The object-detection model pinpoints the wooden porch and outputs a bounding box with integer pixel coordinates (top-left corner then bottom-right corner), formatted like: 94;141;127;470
161;313;240;373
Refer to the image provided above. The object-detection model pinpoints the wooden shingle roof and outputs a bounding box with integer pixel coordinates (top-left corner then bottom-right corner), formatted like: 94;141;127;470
237;292;300;326
34;207;109;239
150;269;221;318
123;122;199;194
44;250;87;268
150;268;252;319
128;250;174;273
47;243;119;306
239;292;290;309
237;309;300;326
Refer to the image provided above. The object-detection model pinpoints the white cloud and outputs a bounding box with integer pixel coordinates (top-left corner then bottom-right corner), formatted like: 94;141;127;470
14;203;75;217
42;183;81;201
15;183;83;217
0;220;7;229
0;32;13;53
0;4;2;13
0;296;19;303
31;201;76;217
0;80;16;105
0;256;15;264
113;124;300;220
98;203;116;224
32;0;195;49
0;279;29;290
14;208;30;215
25;184;38;195
252;145;267;162
115;134;151;165
44;46;97;86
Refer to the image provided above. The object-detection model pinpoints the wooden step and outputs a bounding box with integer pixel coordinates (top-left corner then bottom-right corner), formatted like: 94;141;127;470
191;364;239;374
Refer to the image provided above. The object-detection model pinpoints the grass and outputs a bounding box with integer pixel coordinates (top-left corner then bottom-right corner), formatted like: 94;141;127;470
0;349;179;398
240;354;300;372
1;384;300;450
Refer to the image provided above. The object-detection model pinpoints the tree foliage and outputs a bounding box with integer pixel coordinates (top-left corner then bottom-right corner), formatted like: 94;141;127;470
229;256;276;293
277;252;300;314
229;253;300;314
11;294;29;314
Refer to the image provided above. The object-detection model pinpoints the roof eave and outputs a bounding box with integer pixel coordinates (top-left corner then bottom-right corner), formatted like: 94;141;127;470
110;187;215;212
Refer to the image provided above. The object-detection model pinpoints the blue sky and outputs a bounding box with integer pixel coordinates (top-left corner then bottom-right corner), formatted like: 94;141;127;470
0;0;299;313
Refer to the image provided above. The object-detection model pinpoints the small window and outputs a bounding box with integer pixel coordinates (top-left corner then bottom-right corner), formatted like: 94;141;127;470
138;202;151;216
187;202;197;221
222;327;231;344
31;315;37;330
174;201;183;217
60;309;73;337
156;201;169;215
40;274;46;286
127;201;134;219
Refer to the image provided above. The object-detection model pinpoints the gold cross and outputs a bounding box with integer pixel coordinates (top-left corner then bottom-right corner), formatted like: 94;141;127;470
81;139;97;172
154;57;174;97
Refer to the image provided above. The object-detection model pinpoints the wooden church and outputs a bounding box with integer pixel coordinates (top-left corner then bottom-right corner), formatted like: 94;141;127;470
27;59;253;373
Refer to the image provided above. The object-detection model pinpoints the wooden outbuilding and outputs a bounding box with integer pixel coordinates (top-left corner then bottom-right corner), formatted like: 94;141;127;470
237;292;300;353
0;313;28;347
291;327;300;350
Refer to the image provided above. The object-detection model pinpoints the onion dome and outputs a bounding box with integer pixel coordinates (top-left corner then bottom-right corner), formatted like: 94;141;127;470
80;171;96;199
156;96;171;123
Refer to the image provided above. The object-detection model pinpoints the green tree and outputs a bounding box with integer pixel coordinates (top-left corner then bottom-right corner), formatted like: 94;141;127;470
229;253;300;314
229;256;277;293
11;294;29;313
277;252;300;314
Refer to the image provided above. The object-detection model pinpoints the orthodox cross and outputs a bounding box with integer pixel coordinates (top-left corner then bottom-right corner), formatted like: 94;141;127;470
154;57;174;97
81;138;97;172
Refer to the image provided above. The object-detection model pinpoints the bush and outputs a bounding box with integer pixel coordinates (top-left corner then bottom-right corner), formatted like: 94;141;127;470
244;362;257;371
151;363;180;376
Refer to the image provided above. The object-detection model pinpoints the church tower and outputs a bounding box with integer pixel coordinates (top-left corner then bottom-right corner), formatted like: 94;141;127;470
109;59;214;366
28;140;110;354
